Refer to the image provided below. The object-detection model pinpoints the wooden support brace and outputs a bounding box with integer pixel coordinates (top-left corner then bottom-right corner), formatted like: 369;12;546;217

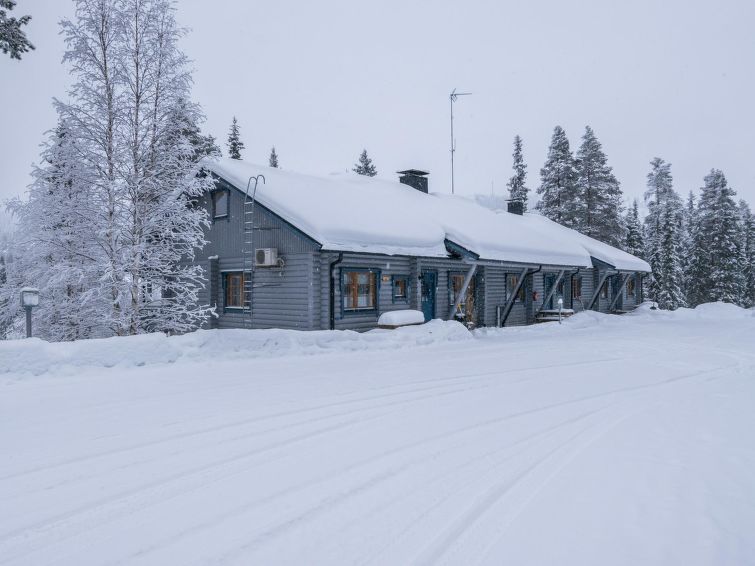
449;264;477;321
587;270;613;311
499;267;530;327
538;269;566;313
608;273;631;312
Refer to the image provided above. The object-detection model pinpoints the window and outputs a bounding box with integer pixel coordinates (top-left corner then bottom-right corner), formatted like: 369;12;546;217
449;273;466;306
224;272;244;308
507;274;525;302
343;270;378;311
449;272;477;322
626;277;636;298
212;190;229;219
392;276;408;302
601;280;609;299
572;276;582;299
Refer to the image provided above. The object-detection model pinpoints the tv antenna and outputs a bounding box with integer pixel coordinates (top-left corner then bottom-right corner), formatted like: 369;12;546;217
449;88;472;195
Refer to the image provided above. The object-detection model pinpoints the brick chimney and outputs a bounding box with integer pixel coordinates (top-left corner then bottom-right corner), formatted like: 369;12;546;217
398;169;429;194
507;199;524;215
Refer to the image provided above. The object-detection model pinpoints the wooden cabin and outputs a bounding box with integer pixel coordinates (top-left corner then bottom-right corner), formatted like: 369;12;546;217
190;158;650;331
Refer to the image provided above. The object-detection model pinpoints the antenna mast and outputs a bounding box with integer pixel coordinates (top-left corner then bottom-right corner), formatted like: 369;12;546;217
449;88;472;195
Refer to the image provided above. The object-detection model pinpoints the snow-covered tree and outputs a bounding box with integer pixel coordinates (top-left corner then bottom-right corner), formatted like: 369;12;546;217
739;200;755;307
114;0;212;335
353;149;377;177
680;190;698;303
650;196;686;310
0;0;34;60
574;126;624;247
5;120;105;340
687;169;743;306
226;116;244;160
169;98;220;161
642;158;685;308
5;0;212;340
506;135;528;210
536;126;579;227
269;146;279;168
623;200;644;258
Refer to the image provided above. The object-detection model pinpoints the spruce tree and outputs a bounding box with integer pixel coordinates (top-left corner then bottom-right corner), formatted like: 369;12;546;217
738;200;755;307
6;120;104;340
574;126;624;247
688;169;742;306
269;146;279;168
169;99;220;161
0;0;34;60
681;191;698;302
642;158;685;308
651;196;686;310
353;149;377;176
623;200;644;258
536;126;579;227
227;116;245;160
506;135;528;210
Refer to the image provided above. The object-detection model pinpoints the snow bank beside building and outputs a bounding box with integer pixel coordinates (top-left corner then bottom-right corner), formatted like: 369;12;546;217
2;302;750;378
0;320;471;377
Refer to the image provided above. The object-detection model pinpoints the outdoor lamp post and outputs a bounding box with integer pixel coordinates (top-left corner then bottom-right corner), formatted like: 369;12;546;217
20;287;39;338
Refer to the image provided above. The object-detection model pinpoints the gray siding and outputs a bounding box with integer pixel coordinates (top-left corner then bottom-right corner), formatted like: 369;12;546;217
325;254;415;332
200;179;320;259
214;253;317;330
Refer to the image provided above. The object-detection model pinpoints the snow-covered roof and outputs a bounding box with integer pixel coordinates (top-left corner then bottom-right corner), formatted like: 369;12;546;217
426;194;592;267
523;214;652;272
200;158;649;271
202;158;448;257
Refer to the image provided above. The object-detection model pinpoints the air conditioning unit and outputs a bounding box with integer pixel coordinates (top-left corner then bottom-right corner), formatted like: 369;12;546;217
255;248;278;267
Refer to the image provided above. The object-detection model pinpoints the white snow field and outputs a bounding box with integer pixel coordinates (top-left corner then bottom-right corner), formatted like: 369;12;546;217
1;304;754;566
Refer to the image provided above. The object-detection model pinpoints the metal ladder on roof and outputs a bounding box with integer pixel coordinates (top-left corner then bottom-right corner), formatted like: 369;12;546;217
243;174;265;328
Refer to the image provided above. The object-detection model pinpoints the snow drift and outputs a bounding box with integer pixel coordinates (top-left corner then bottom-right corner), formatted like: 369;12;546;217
0;320;472;377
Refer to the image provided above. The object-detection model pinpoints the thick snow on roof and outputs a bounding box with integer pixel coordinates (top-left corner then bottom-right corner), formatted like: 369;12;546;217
524;213;652;272
201;158;449;257
201;158;647;271
426;194;592;267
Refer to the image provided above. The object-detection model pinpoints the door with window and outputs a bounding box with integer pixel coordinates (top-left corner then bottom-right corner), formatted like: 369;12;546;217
543;273;556;309
420;271;437;322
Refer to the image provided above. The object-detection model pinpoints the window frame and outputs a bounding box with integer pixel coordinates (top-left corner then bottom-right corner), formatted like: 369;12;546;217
626;276;636;298
448;272;468;307
211;189;230;221
223;271;245;310
391;275;409;303
341;268;380;315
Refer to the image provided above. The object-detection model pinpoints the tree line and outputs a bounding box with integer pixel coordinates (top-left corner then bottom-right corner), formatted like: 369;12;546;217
504;129;755;310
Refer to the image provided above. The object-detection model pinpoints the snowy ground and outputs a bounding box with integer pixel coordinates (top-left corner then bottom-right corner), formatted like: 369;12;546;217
1;304;754;566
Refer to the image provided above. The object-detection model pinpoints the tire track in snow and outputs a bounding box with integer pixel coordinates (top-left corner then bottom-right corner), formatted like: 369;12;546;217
0;373;524;564
0;354;628;485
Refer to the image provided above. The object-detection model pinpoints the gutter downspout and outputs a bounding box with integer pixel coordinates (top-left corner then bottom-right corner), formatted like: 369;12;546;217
566;267;581;309
329;252;344;330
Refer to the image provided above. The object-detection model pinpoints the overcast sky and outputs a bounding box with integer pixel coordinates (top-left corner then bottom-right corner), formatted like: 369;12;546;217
2;0;754;217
